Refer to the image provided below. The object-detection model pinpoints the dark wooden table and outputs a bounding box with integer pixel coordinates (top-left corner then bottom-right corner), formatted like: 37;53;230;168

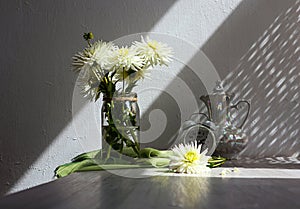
0;168;300;209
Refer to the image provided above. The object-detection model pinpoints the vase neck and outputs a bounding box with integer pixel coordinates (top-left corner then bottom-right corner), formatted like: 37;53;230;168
103;92;137;102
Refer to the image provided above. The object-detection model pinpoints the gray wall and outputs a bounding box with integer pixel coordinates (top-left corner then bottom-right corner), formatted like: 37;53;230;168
0;0;299;195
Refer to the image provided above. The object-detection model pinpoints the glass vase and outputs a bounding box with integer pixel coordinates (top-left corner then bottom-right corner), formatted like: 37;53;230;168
101;92;140;159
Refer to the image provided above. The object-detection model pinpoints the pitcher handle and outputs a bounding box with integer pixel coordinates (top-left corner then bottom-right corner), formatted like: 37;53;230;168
189;112;209;122
230;100;250;129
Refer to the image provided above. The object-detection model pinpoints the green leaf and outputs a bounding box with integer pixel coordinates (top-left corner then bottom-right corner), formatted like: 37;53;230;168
55;149;227;178
72;150;101;162
207;156;226;168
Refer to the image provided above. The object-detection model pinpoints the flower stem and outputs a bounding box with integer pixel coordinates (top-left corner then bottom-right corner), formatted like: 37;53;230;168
87;40;91;47
104;143;112;163
122;68;125;94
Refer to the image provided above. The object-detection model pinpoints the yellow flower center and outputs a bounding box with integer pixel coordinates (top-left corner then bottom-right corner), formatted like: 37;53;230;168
119;48;129;56
184;150;200;163
148;41;158;50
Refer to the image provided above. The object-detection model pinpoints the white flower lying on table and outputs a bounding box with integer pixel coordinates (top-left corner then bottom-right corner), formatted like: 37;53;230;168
169;141;211;174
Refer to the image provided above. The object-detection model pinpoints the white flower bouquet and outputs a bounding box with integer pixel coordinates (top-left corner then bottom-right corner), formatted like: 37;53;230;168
72;32;173;157
72;32;173;101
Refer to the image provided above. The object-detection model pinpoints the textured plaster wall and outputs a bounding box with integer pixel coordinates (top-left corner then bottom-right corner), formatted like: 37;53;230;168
0;0;298;195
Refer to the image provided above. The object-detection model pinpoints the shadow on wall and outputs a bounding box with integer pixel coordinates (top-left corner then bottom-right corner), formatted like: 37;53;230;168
141;63;209;149
0;0;177;196
223;1;300;158
144;0;299;159
201;0;300;158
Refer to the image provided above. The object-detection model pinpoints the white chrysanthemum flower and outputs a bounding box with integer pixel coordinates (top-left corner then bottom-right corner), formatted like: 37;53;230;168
134;36;173;67
77;64;102;99
115;67;150;82
72;40;115;71
109;46;144;71
169;141;210;174
129;68;151;81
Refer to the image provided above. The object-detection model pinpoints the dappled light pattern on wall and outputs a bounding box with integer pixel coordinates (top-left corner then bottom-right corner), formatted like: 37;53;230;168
223;1;300;158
